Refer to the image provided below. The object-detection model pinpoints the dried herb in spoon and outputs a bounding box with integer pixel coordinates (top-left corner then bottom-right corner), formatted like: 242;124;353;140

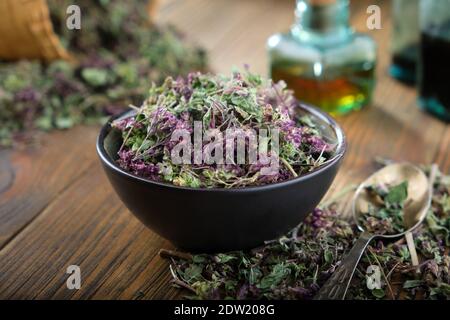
358;181;409;235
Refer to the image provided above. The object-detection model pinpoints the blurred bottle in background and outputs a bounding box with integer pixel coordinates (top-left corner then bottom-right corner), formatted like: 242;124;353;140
267;0;376;116
418;0;450;122
390;0;419;85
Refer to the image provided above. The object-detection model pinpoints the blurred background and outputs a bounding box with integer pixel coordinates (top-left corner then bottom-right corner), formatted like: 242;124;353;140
157;0;448;121
0;0;448;147
0;0;449;300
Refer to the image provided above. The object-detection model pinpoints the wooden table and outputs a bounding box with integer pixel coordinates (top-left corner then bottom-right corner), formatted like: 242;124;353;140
0;0;448;299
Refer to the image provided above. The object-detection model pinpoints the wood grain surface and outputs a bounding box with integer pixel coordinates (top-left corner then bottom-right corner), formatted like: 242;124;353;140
0;0;448;299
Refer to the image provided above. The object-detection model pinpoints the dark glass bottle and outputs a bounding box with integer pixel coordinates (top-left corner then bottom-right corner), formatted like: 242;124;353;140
418;0;450;122
390;0;419;85
267;0;376;115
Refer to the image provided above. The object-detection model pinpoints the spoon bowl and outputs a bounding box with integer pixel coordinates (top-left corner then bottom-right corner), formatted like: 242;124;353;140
352;163;431;238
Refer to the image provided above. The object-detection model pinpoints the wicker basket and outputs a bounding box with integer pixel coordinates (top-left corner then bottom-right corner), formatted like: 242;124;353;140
0;0;160;62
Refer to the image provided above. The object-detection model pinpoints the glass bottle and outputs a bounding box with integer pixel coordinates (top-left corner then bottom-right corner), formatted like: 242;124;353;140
267;0;376;115
418;0;450;122
390;0;419;85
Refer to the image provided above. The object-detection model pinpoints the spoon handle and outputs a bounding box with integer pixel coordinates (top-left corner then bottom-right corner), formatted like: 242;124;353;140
314;232;374;300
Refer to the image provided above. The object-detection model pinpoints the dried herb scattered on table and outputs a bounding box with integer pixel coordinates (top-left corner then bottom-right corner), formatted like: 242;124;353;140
0;0;206;147
112;71;333;188
160;163;450;300
358;181;409;235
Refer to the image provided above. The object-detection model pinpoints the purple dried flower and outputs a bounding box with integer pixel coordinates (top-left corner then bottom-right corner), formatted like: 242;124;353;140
187;71;201;85
117;149;159;179
304;135;331;154
289;286;311;299
80;54;115;69
236;284;249;299
258;80;297;117
117;149;134;170
173;76;193;100
279;119;303;147
114;72;332;188
131;161;159;177
422;260;440;278
113;117;142;131
52;72;84;96
14;87;41;104
208;288;221;300
151;107;178;132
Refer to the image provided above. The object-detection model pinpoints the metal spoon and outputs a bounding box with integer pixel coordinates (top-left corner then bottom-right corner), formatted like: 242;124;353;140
314;162;433;300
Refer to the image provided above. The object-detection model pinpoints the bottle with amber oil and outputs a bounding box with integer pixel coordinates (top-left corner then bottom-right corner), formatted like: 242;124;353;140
267;0;376;115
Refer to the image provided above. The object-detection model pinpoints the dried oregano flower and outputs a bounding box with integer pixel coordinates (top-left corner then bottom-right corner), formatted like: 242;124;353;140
112;71;333;188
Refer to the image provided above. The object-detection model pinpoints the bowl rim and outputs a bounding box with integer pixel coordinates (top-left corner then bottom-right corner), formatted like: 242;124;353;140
96;102;347;193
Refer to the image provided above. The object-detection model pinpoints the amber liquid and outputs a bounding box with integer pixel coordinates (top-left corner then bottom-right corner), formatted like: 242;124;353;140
271;65;374;115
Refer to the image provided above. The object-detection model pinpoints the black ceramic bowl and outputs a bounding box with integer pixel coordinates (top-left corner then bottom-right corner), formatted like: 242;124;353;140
96;103;346;252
